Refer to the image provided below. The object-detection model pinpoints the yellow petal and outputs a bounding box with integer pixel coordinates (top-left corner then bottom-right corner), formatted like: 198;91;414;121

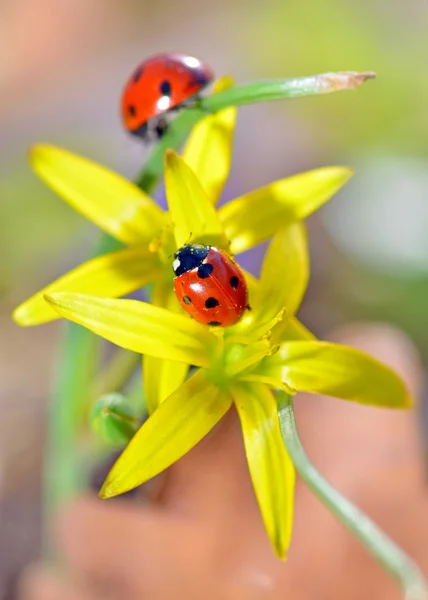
228;267;258;328
144;281;189;414
30;145;164;245
182;77;236;205
219;167;353;254
13;247;161;326
252;223;309;329
267;341;412;408
271;317;316;343
100;370;232;498
233;382;295;559
164;150;228;249
225;339;271;378
45;293;217;367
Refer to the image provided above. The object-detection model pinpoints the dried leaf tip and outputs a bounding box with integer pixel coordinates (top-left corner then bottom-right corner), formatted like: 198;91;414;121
318;71;377;93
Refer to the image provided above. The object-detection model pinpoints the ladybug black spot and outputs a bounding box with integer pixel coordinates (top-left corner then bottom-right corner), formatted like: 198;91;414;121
128;104;137;117
197;263;213;279
205;297;219;308
133;66;144;82
230;276;239;289
208;321;221;326
160;80;172;96
183;295;192;305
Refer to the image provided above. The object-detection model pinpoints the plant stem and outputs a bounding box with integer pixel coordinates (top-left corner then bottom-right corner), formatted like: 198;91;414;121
43;234;121;554
90;350;140;402
277;392;428;600
136;71;375;191
43;322;98;555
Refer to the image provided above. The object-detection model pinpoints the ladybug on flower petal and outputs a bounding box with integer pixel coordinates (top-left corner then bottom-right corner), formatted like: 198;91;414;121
121;53;214;140
173;245;249;327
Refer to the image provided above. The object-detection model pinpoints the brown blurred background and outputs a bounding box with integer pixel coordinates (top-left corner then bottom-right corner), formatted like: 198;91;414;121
1;0;428;597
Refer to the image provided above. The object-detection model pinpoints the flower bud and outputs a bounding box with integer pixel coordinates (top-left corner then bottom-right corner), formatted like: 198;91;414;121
91;393;139;446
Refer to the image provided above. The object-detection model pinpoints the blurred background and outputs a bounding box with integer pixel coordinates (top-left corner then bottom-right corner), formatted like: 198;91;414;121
1;0;428;597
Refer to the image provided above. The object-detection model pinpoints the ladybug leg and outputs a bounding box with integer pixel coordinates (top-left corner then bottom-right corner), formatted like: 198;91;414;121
151;116;169;140
168;104;184;113
193;94;212;114
178;95;212;115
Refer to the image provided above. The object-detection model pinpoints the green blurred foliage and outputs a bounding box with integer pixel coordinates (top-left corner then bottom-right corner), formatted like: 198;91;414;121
0;165;85;292
243;0;428;355
246;0;428;154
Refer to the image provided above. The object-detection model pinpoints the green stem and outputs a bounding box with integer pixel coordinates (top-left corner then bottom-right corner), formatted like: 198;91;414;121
277;392;428;600
43;234;121;554
90;350;140;402
43;322;98;555
136;70;374;190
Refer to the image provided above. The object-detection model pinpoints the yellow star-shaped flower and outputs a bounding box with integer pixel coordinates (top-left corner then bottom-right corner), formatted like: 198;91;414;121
13;89;409;560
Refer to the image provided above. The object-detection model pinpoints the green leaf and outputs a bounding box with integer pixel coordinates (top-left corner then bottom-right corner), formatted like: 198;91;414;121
203;72;376;112
100;370;232;498
136;72;372;191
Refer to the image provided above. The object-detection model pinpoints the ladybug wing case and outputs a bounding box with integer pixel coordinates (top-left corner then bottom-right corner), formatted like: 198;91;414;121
174;248;248;327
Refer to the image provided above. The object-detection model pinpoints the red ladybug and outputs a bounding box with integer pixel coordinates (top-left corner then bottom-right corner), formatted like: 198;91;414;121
173;245;249;327
121;53;214;139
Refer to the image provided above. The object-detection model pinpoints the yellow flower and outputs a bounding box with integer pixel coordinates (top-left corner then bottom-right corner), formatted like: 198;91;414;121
43;218;410;560
13;88;410;560
13;95;351;416
16;152;409;561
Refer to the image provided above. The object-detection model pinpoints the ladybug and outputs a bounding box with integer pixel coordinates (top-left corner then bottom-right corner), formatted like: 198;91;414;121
121;53;214;139
173;244;249;327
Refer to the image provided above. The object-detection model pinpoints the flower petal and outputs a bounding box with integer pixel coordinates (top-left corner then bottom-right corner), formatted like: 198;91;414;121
164;150;228;249
271;317;316;343
219;167;353;254
143;282;189;414
30;145;164;245
100;370;232;498
182;77;237;205
265;341;412;408
252;223;309;328
45;293;217;367
225;339;271;377
233;382;295;559
13;247;161;326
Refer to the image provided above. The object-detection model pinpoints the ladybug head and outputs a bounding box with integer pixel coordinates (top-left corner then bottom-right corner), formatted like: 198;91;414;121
173;244;210;276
